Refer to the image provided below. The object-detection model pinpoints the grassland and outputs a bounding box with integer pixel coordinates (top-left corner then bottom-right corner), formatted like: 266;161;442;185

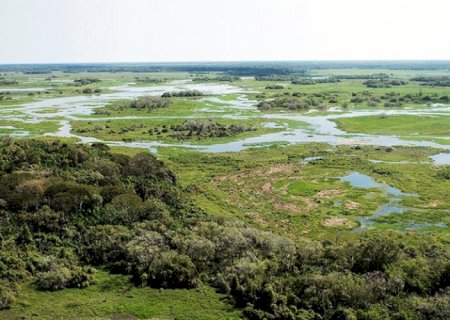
160;144;450;241
70;117;305;145
333;114;450;136
1;271;241;320
0;119;61;135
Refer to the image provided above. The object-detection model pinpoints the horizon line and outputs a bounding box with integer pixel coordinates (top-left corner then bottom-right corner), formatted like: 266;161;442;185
1;59;450;66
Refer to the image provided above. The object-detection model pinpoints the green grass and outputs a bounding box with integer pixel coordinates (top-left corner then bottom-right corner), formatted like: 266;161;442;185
109;145;152;156
333;115;450;136
69;117;296;145
0;271;242;320
159;143;450;242
0;120;61;135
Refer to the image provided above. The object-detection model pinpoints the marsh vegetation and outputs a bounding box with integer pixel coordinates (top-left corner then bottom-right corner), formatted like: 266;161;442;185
0;61;449;319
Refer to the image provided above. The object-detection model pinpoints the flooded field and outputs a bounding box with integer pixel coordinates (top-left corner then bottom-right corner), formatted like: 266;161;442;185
2;79;450;154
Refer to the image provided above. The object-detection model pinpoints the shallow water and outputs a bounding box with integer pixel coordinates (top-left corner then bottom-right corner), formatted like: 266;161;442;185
368;159;413;164
300;156;323;165
2;80;450;154
339;172;414;197
430;153;450;165
0;87;49;92
338;171;425;231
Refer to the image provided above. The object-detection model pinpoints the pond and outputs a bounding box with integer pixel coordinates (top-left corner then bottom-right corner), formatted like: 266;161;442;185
430;153;450;165
338;171;427;231
339;172;415;197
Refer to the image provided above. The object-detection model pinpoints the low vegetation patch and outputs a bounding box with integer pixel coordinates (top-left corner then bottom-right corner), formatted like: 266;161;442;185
334;114;450;136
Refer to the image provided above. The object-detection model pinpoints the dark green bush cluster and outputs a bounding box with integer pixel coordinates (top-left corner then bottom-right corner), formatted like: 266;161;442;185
74;78;101;86
161;90;204;97
127;96;172;111
167;119;255;140
0;281;17;310
134;76;165;84
411;76;450;87
80;87;102;94
265;85;284;89
0;140;179;308
106;96;172;113
349;91;447;108
36;266;95;291
0;139;448;319
258;96;326;111
363;79;408;88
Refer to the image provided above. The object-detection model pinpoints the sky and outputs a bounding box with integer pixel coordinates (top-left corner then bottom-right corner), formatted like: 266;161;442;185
0;0;449;63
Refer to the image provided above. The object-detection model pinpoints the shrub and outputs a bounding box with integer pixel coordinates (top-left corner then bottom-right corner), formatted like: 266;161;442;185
0;281;17;310
35;267;95;291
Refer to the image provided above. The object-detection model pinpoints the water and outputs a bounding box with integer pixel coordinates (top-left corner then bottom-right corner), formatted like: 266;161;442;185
339;172;420;231
339;172;415;197
430;153;450;165
2;80;450;154
300;156;323;165
262;122;286;129
0;87;49;92
368;159;412;164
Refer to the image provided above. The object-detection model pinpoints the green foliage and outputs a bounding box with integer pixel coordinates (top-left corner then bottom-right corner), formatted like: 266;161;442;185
0;140;449;318
74;78;101;86
162;89;204;97
0;281;17;310
127;96;172;111
35;266;95;291
363;79;408;88
168;119;255;140
411;76;450;87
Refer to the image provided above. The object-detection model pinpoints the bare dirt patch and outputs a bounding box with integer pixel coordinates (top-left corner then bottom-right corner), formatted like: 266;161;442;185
246;211;268;225
344;200;360;210
274;201;301;213
316;189;344;199
261;181;272;194
322;217;356;228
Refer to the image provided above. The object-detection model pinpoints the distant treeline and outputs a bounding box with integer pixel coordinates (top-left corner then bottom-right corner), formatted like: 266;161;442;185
0;79;18;86
1;61;449;75
411;76;450;87
255;74;308;81
333;73;390;80
291;77;341;85
192;75;241;82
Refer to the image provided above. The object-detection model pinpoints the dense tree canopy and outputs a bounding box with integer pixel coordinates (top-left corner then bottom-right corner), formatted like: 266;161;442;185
0;140;449;319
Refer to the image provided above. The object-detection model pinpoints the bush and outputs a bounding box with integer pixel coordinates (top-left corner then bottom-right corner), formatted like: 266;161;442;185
0;281;17;310
35;267;95;291
147;251;198;288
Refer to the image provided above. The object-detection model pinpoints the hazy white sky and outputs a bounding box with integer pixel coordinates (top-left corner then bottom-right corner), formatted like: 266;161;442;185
0;0;449;63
